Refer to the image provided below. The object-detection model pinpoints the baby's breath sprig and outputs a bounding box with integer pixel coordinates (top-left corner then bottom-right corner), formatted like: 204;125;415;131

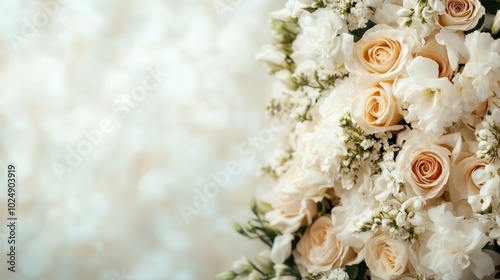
338;114;399;188
266;76;327;122
261;149;294;179
339;114;369;185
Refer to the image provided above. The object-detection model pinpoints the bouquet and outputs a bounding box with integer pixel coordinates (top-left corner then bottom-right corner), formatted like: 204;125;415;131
218;0;500;279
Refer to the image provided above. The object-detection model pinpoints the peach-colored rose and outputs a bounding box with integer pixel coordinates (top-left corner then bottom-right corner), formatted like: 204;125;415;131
294;215;355;273
449;153;488;202
365;231;411;279
396;129;461;200
414;39;453;79
347;25;419;78
438;0;485;31
351;77;404;134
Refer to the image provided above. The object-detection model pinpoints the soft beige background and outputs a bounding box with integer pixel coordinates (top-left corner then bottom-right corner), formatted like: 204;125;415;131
0;0;284;279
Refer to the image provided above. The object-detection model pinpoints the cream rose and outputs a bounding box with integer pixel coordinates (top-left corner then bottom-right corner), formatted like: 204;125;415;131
365;231;410;279
265;161;331;233
347;25;419;78
414;39;453;79
294;215;355;273
396;129;460;200
351;77;404;134
265;190;319;234
449;153;487;202
438;0;485;31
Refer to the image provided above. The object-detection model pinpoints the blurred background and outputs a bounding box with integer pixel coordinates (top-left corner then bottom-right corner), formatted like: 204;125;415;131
0;0;284;279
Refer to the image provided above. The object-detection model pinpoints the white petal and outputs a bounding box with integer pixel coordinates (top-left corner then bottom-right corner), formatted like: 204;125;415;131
270;233;294;264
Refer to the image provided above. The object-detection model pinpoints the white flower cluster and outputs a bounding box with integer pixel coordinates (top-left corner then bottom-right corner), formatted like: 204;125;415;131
315;268;350;280
223;0;500;280
476;108;500;162
261;149;294;179
357;196;426;241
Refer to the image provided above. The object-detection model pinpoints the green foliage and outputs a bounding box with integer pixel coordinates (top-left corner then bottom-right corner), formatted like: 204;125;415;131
480;0;500;15
351;21;375;42
346;262;368;280
483;240;500;254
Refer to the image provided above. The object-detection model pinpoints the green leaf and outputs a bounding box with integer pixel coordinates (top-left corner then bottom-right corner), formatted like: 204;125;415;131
351;21;375;42
356;261;368;280
480;0;500;14
302;7;317;13
464;15;485;34
250;196;258;215
483;240;500;254
345;265;359;279
346;262;368;280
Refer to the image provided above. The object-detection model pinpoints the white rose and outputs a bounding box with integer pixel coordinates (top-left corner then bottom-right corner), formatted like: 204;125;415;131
294;215;356;273
448;152;488;202
346;24;419;78
396;129;460;200
278;163;330;197
351;76;404;134
438;0;485;31
365;231;411;279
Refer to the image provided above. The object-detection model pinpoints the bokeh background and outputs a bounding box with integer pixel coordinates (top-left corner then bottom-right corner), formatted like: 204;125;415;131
0;0;284;279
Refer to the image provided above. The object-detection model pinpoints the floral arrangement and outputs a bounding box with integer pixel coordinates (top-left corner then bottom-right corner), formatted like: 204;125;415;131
218;0;500;279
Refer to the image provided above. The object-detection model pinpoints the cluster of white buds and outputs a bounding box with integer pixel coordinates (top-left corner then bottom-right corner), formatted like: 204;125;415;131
469;193;500;244
468;163;500;244
356;196;426;242
476;108;500;162
217;251;291;280
398;0;437;32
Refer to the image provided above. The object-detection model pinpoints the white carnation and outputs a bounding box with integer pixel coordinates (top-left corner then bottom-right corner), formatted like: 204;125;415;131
394;57;461;135
295;79;353;183
284;0;314;18
292;9;354;78
419;204;495;280
458;31;500;104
